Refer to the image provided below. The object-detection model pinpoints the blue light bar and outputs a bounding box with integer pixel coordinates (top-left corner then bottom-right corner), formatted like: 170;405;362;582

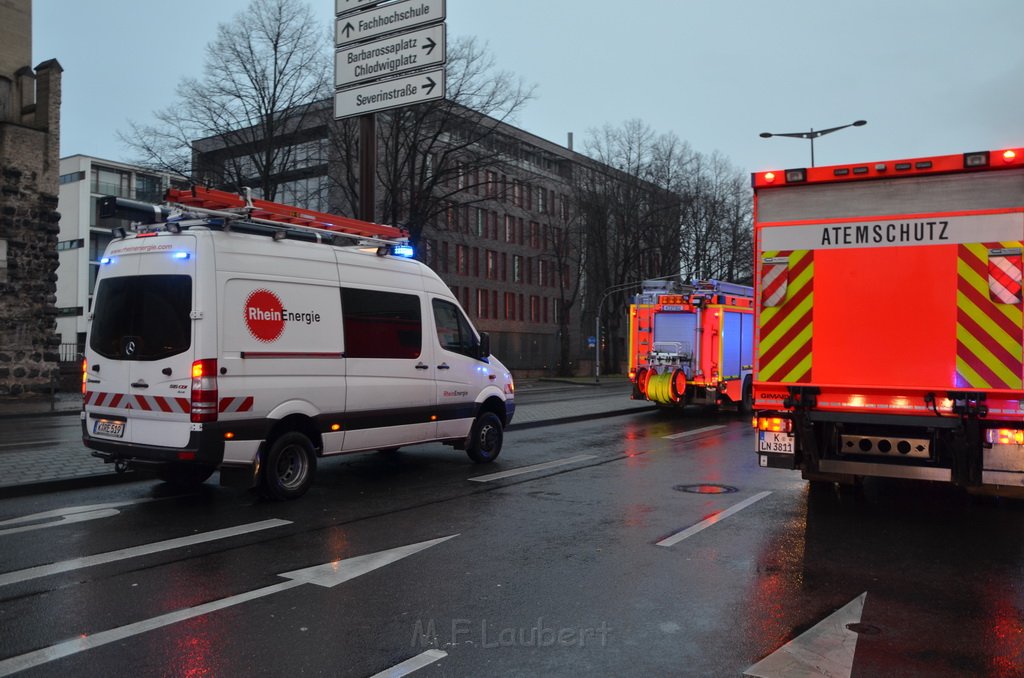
172;251;191;260
391;244;415;258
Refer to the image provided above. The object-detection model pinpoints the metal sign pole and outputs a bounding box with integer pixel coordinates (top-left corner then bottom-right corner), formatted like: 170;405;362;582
358;112;376;223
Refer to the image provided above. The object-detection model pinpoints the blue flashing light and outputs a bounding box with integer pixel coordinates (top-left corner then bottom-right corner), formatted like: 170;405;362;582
100;257;113;265
172;251;191;260
391;244;415;258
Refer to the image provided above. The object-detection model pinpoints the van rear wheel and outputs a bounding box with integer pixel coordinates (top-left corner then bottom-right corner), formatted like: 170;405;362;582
261;432;316;500
466;412;503;463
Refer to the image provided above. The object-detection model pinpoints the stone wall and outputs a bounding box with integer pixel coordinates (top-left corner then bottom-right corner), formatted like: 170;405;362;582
0;127;61;396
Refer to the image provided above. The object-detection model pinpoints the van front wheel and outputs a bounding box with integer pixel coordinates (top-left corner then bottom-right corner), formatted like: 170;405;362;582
466;412;503;463
261;432;316;500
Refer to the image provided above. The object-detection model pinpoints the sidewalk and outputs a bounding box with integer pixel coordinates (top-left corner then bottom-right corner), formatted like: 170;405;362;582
0;378;655;498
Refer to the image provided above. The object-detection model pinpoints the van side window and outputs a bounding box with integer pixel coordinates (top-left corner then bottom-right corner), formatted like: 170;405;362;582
432;298;479;359
341;287;422;359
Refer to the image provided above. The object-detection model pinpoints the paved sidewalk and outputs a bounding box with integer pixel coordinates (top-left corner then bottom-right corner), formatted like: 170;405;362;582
0;378;655;497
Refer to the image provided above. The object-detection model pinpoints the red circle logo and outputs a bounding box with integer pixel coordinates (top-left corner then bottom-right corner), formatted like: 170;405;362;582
244;289;285;342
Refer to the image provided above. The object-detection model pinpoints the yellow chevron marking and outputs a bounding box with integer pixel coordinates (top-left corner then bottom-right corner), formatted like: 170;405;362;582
760;317;813;380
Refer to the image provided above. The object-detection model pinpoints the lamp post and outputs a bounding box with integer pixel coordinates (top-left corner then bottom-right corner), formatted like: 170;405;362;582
594;275;677;383
759;120;866;167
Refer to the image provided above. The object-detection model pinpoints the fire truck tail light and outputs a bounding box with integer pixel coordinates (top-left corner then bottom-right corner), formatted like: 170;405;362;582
986;428;1024;445
1003;149;1018;163
757;417;792;433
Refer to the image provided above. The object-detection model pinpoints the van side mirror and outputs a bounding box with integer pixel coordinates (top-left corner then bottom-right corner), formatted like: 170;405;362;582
478;332;490;360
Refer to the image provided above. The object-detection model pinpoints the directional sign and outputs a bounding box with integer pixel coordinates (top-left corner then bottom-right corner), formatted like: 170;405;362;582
335;24;445;88
334;66;445;120
335;0;445;47
335;0;388;16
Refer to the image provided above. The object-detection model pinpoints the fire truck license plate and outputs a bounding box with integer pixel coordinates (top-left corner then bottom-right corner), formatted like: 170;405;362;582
758;431;794;454
93;419;125;438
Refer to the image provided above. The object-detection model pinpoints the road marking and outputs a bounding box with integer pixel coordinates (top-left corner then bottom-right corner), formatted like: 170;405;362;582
663;425;726;440
744;593;867;678
0;499;164;537
656;491;772;547
0;519;292;587
0;535;458;677
369;649;448;678
468;455;596;482
0;440;63;449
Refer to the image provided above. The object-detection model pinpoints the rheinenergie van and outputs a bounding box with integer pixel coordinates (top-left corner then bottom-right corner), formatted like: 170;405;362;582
83;188;514;500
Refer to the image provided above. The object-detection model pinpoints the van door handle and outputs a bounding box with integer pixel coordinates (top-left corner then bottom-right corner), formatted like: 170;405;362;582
415;363;430;370
131;381;149;389
437;363;451;370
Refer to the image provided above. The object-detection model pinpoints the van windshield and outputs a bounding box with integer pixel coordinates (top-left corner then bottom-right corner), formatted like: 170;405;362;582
90;275;192;360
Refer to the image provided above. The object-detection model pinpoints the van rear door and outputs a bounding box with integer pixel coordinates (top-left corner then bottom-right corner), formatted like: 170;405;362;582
85;236;196;448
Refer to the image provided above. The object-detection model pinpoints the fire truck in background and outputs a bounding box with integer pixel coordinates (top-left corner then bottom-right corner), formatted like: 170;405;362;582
752;147;1024;496
628;279;754;411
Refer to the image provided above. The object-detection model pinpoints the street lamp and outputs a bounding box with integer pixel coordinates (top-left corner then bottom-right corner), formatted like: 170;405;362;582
594;275;677;383
759;120;866;167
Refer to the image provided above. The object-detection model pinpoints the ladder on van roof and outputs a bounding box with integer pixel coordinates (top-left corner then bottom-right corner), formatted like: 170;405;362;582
164;186;406;241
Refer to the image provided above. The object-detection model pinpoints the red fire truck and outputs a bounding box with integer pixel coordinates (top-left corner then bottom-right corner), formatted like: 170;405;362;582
751;147;1024;496
628;279;754;411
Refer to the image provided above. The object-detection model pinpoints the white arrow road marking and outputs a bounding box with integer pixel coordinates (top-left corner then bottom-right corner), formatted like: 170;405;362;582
663;425;726;440
0;519;292;587
370;649;448;678
0;498;165;537
0;534;459;677
744;593;867;678
656;491;772;547
468;455;596;482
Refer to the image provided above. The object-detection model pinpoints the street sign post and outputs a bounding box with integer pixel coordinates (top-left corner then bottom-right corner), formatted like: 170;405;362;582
335;23;445;88
334;67;445;119
335;0;445;47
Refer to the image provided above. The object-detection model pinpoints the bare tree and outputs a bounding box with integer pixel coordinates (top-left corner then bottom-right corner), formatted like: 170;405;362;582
575;120;683;374
329;36;535;244
119;0;330;201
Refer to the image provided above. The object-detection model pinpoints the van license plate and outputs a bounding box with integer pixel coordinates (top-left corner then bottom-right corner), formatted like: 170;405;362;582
94;420;125;438
758;431;794;454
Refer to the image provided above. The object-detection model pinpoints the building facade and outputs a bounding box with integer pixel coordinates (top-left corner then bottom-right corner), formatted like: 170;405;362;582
54;155;187;358
0;0;62;397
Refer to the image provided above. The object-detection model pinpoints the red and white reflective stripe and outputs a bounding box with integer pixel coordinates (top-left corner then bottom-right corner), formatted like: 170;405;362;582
988;250;1023;304
219;396;254;414
761;262;788;308
84;391;190;414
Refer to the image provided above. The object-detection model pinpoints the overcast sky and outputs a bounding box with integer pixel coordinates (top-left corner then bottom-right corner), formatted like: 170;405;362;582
33;0;1024;175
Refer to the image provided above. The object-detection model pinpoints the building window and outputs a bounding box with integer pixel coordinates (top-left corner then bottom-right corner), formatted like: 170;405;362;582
513;255;522;283
456;245;468;274
59;171;86;185
504;292;516;320
530;222;540;249
530;296;540;323
505;215;515;242
537;186;547;214
441;241;449;273
57;239;85;251
477;288;488;319
486;250;497;279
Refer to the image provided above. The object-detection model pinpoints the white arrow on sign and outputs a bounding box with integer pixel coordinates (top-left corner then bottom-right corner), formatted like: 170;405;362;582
335;23;445;88
744;592;867;678
334;66;445;120
0;534;458;677
335;0;445;47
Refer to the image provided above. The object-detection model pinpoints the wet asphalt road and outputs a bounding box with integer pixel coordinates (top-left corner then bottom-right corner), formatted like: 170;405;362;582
1;407;1023;677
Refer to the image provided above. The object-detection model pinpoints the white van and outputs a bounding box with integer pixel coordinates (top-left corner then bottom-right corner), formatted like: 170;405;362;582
82;194;515;500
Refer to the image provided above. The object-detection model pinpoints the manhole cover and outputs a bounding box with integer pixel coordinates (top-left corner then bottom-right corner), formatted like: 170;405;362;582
673;484;739;494
846;623;882;636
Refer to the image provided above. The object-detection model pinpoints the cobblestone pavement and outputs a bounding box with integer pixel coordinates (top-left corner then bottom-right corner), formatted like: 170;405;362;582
0;378;655;497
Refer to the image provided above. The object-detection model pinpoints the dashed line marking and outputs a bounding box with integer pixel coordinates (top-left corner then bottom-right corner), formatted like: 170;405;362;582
656;491;772;547
370;649;448;677
469;455;597;482
663;425;726;440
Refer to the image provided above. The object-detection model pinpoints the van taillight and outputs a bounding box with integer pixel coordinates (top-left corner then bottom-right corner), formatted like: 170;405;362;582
191;359;218;423
81;359;88;396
